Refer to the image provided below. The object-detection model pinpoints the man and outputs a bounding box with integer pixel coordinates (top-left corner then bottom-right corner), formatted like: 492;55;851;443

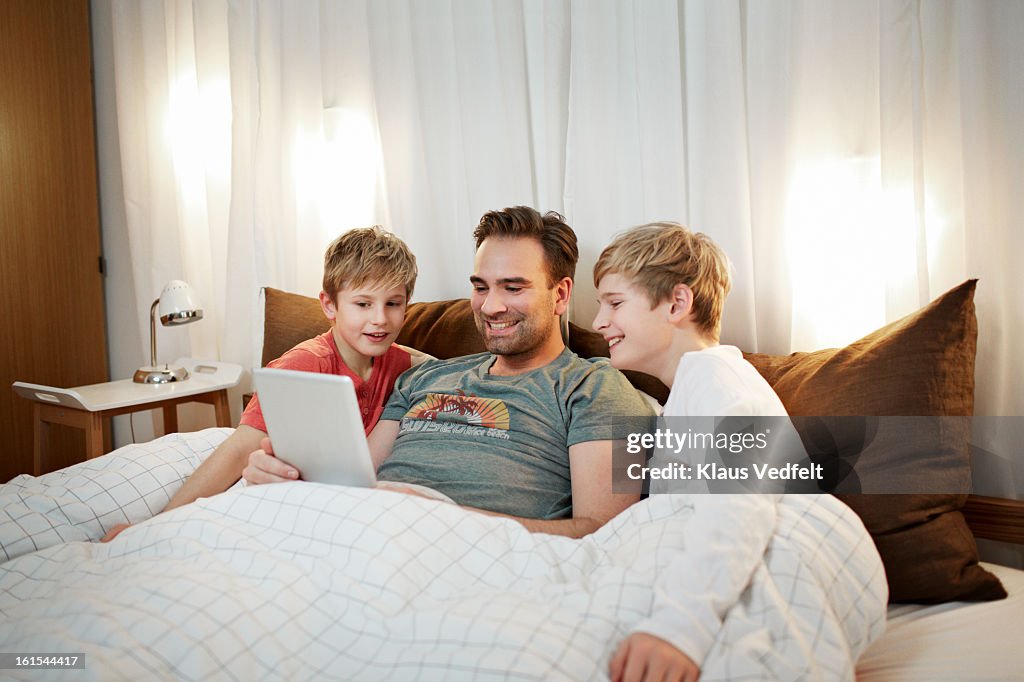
245;206;655;537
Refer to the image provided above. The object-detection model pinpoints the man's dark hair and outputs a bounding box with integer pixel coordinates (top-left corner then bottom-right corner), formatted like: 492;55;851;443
472;206;579;284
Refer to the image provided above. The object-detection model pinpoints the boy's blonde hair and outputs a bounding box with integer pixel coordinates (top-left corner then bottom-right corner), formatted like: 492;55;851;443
322;226;417;300
593;222;731;340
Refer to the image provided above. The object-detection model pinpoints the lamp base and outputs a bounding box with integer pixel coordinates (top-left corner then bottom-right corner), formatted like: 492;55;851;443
133;365;190;384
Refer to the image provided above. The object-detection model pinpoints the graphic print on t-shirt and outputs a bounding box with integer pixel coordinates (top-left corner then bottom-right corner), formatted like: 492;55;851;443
407;390;510;429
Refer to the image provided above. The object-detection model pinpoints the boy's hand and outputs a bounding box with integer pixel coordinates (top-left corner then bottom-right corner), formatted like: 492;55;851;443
242;437;302;485
99;523;131;543
610;632;700;682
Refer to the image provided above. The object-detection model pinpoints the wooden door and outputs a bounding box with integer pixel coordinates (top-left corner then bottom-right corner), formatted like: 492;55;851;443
0;0;109;480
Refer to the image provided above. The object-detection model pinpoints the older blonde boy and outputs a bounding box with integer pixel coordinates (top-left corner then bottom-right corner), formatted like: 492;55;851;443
592;222;786;682
102;227;419;543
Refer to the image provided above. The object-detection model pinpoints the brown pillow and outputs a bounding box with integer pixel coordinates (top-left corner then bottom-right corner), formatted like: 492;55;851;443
262;288;329;366
396;299;484;359
746;280;1005;603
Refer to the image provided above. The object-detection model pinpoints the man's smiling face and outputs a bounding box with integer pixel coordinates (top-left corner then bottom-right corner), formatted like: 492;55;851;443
470;237;562;359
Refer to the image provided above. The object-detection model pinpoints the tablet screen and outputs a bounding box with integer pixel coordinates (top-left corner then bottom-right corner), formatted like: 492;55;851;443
252;368;376;487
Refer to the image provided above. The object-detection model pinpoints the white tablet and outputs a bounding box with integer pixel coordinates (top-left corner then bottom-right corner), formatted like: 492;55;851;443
252;368;376;487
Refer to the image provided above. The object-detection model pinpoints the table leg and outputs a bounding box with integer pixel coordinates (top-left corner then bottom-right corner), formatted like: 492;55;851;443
33;404;46;476
35;404;96;473
212;389;231;427
162;404;178;435
85;412;105;459
102;416;112;454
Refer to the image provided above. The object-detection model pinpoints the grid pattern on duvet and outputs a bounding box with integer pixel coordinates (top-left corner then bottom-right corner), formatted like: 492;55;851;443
0;476;887;682
0;428;230;562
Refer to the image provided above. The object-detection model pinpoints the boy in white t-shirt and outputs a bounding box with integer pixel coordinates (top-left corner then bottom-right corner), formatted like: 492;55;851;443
592;222;786;682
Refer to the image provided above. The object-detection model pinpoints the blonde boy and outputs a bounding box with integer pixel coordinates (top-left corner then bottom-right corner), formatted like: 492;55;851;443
593;222;784;415
103;227;419;542
592;222;786;682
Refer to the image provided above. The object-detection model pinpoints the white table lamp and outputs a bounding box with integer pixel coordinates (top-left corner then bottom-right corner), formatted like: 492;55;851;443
133;280;204;383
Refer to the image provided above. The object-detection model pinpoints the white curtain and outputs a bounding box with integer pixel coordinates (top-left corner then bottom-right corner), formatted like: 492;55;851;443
106;0;1023;490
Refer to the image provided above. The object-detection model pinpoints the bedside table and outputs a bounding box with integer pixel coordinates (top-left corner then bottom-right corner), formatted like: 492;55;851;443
13;358;242;475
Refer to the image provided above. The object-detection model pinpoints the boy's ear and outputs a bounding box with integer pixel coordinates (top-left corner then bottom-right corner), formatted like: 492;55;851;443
553;276;573;316
318;291;338;321
667;283;694;323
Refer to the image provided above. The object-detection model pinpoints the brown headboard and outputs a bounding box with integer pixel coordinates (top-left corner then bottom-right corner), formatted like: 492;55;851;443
962;496;1024;544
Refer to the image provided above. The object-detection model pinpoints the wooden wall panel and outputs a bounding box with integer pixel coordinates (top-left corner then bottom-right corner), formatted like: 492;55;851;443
0;0;108;480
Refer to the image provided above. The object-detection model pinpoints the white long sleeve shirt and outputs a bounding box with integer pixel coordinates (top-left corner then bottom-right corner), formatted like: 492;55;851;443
632;345;788;665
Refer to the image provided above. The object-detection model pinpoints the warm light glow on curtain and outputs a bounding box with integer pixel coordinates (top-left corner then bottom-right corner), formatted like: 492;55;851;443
160;73;232;367
784;156;930;349
165;75;232;217
291;108;382;246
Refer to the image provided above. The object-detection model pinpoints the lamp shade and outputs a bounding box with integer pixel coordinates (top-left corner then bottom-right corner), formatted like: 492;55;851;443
158;280;203;326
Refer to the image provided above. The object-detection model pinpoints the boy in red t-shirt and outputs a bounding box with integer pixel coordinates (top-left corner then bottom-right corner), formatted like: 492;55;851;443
102;227;420;541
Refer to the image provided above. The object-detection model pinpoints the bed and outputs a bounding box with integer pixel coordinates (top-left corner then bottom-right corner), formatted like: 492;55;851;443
2;281;1022;680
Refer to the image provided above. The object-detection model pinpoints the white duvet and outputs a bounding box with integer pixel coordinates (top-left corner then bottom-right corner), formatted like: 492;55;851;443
0;429;886;681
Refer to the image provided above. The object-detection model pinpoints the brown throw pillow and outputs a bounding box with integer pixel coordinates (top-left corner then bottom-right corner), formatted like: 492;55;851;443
396;299;484;359
746;280;1006;603
261;288;329;366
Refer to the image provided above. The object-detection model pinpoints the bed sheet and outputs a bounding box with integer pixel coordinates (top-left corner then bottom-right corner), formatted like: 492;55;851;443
856;562;1024;681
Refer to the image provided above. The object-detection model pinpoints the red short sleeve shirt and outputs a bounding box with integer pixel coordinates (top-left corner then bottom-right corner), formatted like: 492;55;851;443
240;331;412;435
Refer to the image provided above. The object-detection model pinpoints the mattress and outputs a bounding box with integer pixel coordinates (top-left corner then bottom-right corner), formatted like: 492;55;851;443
856;562;1024;681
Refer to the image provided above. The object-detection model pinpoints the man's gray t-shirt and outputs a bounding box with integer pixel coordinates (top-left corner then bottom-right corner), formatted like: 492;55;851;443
377;348;655;519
